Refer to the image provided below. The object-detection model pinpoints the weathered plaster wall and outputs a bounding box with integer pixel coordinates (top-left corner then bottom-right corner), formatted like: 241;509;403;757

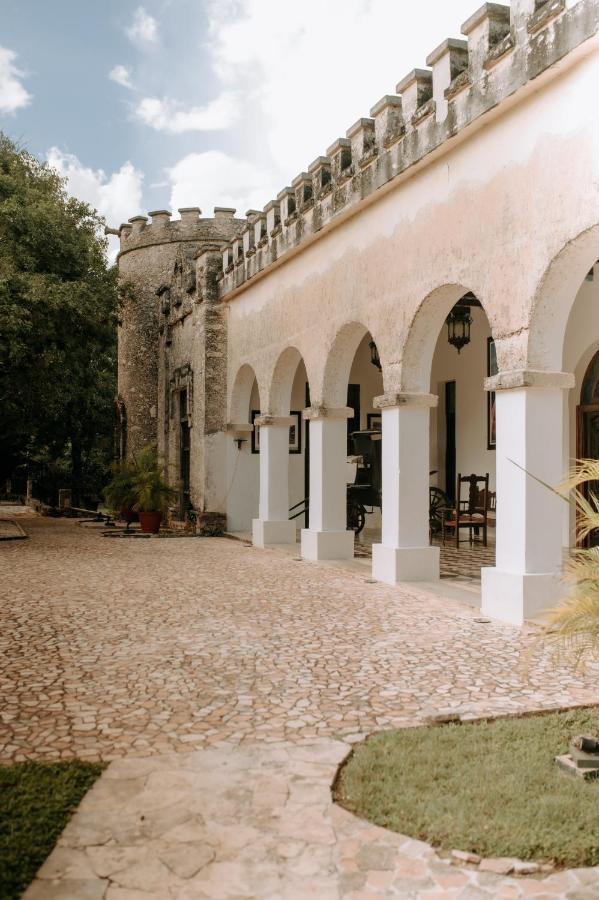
226;45;599;416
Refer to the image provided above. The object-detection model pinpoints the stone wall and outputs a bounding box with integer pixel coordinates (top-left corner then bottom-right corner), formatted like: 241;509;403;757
116;209;244;464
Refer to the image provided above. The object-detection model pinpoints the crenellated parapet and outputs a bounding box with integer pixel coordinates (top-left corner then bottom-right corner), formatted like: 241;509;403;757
219;0;599;298
114;207;245;258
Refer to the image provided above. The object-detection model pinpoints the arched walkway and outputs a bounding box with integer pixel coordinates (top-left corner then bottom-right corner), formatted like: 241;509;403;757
527;224;599;372
227;364;261;534
251;348;310;547
229;363;261;424
301;322;385;561
480;230;599;624
373;286;496;587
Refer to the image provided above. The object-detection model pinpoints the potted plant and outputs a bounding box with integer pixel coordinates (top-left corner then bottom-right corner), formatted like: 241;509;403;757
103;461;138;524
131;444;176;534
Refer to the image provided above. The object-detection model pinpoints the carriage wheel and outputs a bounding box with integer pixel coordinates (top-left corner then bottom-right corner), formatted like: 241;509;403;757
347;501;367;535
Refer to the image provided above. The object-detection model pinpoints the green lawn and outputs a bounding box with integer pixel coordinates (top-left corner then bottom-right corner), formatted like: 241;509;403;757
0;760;104;900
334;708;599;868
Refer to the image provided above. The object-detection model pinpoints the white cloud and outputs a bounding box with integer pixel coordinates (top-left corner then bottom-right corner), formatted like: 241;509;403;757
109;64;133;89
206;0;478;179
126;7;158;45
167;150;277;216
47;148;144;260
0;46;31;114
135;92;240;133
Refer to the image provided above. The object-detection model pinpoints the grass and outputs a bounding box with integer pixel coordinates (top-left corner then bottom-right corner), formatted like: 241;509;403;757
334;708;599;868
0;760;104;900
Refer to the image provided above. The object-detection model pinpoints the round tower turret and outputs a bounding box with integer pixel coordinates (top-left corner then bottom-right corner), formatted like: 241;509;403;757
115;207;243;461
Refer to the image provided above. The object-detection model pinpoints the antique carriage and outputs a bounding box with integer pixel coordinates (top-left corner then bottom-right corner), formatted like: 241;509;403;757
346;430;382;534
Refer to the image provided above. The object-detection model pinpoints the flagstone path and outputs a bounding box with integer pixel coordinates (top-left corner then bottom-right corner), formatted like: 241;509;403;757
3;516;599;897
23;741;599;899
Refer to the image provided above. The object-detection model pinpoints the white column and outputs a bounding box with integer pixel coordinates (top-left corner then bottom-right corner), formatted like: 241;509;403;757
301;408;354;560
481;370;574;625
252;416;296;546
372;394;440;583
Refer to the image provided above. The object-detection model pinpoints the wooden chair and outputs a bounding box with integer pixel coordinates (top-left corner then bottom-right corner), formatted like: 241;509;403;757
441;473;489;548
477;487;496;527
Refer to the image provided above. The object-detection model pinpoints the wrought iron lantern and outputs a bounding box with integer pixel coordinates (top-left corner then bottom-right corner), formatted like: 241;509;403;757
369;340;382;371
446;305;473;353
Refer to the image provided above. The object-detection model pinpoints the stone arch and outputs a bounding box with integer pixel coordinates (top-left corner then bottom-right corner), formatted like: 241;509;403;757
267;346;311;416
527;224;599;372
320;321;383;407
229;363;261;423
399;284;496;393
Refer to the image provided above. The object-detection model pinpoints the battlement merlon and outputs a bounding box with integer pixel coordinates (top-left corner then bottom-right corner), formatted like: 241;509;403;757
108;207;246;257
219;0;598;301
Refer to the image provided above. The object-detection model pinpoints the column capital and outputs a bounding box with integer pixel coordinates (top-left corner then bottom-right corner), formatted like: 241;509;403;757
302;405;354;421
254;414;295;428
484;370;575;392
374;391;438;409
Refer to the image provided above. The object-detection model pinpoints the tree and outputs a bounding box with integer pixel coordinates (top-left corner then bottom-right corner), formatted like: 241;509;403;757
0;134;120;505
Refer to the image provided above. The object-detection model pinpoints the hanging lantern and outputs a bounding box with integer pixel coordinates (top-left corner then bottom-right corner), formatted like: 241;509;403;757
369;340;382;371
446;305;473;353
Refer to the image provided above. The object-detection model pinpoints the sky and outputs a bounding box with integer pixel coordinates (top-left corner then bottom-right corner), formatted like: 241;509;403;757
0;0;478;256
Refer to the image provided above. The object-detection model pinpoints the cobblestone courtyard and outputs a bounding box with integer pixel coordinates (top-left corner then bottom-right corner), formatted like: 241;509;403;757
2;516;599;764
4;516;599;898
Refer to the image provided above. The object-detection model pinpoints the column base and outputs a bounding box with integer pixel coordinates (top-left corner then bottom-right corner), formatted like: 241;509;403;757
300;529;354;560
252;519;297;547
481;567;563;626
372;544;440;584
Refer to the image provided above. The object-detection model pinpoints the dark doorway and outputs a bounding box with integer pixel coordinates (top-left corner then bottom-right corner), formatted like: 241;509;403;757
179;390;191;519
304;382;310;527
445;381;456;502
347;384;361;453
577;349;599;546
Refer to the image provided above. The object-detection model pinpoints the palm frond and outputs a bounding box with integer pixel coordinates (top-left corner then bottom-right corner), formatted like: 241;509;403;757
536;459;599;668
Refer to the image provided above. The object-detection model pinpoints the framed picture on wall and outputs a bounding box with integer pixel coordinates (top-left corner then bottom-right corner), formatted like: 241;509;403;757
251;410;302;454
289;411;302;454
367;413;382;431
487;338;498;450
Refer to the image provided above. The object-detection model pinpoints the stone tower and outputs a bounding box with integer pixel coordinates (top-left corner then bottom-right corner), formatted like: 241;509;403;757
113;206;244;528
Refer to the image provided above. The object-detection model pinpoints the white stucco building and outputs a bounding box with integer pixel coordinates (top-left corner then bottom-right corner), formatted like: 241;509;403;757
116;0;599;627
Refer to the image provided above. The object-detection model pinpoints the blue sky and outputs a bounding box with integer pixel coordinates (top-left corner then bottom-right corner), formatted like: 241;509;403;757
1;0;477;252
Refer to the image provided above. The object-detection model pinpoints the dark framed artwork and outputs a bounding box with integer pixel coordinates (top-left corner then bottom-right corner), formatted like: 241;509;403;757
251;409;302;454
487;337;497;450
289;411;302;454
367;413;382;431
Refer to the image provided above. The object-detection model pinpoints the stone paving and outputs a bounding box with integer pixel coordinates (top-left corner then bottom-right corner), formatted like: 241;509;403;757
23;741;599;899
2;517;598;764
4;516;599;898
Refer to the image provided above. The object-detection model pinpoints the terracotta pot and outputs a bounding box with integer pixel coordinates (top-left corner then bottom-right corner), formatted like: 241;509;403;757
120;506;138;525
138;511;162;534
